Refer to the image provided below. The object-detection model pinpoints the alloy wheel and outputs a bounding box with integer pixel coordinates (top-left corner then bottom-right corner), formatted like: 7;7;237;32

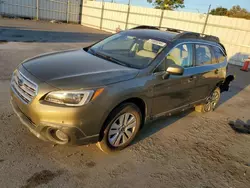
204;90;220;112
210;91;220;109
108;113;136;147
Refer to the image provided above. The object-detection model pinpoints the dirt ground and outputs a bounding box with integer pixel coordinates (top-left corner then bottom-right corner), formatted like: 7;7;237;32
0;18;250;188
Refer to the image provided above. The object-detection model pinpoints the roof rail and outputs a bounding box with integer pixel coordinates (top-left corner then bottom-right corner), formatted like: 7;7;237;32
131;25;220;43
131;25;159;30
131;25;184;33
174;32;220;43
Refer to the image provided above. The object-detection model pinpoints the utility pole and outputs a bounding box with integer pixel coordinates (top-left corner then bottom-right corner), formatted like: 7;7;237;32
100;0;105;29
202;4;211;34
159;9;164;27
79;0;84;24
125;0;131;30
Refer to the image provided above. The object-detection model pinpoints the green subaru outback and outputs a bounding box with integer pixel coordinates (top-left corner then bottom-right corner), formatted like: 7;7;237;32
10;26;233;152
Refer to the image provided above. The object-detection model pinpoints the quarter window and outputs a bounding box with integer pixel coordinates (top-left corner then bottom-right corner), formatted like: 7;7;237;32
212;46;226;63
195;44;213;66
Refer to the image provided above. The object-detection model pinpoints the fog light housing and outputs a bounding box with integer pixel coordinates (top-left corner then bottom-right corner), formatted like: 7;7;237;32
47;128;69;144
55;130;68;141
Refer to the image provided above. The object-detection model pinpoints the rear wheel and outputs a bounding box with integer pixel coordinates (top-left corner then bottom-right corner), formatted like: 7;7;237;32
97;103;142;153
195;87;221;113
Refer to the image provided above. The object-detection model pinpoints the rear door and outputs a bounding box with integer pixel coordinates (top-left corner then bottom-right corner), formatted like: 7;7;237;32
211;46;227;78
192;43;222;101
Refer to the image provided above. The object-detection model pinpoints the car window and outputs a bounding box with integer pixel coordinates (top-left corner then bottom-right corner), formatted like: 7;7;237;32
212;46;226;63
102;35;134;50
154;43;193;72
195;44;213;66
90;33;167;69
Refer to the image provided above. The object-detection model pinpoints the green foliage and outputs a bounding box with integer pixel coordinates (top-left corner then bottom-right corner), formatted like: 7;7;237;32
147;0;185;10
210;7;228;16
210;5;250;20
228;5;250;19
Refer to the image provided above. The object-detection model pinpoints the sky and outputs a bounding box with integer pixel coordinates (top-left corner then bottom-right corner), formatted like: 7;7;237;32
100;0;250;13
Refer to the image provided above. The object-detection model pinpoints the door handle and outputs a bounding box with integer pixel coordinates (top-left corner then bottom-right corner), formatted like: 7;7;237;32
215;69;219;74
188;75;197;82
191;75;197;79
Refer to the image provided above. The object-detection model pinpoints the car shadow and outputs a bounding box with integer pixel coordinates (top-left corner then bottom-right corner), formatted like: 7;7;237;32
133;64;250;145
0;26;110;43
133;109;193;145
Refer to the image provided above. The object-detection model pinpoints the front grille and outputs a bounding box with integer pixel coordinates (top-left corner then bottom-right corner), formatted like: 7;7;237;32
11;70;38;104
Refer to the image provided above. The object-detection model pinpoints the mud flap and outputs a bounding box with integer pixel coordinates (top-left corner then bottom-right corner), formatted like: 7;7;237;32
220;75;235;93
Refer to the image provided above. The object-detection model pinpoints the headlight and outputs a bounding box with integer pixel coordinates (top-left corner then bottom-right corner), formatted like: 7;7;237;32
44;88;104;106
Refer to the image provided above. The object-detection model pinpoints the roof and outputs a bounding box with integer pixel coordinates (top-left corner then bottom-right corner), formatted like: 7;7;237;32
127;25;220;43
124;29;178;42
124;26;226;54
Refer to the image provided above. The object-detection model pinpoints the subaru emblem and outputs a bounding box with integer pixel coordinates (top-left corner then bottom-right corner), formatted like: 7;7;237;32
18;78;24;86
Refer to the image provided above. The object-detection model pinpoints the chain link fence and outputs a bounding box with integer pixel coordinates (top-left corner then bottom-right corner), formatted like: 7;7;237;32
0;0;83;23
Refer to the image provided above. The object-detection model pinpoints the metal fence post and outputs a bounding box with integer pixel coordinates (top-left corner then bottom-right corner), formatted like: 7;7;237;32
36;0;39;20
79;0;84;24
100;0;105;30
159;9;164;27
0;0;3;15
67;0;70;23
125;2;131;30
202;4;211;34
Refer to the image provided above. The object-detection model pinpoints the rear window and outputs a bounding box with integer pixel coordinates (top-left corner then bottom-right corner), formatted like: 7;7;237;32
195;44;213;66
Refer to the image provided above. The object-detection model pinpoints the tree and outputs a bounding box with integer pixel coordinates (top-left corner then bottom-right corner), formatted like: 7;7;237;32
209;5;250;20
147;0;185;10
210;7;228;16
228;5;250;19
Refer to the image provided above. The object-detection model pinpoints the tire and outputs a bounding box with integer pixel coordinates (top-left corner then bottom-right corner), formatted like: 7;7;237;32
97;103;142;153
195;87;221;113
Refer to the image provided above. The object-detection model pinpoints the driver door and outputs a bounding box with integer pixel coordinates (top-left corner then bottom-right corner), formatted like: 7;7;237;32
151;43;197;116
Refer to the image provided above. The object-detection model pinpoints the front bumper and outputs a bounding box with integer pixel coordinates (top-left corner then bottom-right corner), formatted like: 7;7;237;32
10;98;47;141
9;66;111;145
10;96;99;145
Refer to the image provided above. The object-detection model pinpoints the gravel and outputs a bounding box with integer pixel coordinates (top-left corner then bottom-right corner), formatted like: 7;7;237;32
0;18;250;188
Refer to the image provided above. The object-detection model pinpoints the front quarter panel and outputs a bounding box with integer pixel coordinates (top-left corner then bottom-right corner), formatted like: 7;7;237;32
95;75;154;126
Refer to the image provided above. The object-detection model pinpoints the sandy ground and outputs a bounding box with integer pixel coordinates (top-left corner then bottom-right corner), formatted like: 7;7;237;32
0;18;250;188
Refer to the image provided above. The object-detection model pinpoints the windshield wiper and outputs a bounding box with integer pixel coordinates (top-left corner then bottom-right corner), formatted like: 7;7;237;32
96;52;130;67
89;49;131;68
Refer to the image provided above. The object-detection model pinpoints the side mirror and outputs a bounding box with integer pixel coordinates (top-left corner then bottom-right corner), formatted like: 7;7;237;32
166;64;184;76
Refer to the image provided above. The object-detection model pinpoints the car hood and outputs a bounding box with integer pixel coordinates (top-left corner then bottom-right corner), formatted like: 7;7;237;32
22;49;139;89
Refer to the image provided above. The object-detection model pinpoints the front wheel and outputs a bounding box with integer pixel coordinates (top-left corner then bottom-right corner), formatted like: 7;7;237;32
195;87;221;113
97;103;142;153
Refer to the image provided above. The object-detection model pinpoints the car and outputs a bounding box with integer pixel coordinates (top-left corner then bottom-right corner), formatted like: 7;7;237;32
10;25;233;153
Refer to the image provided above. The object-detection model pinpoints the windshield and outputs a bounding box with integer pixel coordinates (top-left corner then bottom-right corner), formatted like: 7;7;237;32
89;32;167;69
